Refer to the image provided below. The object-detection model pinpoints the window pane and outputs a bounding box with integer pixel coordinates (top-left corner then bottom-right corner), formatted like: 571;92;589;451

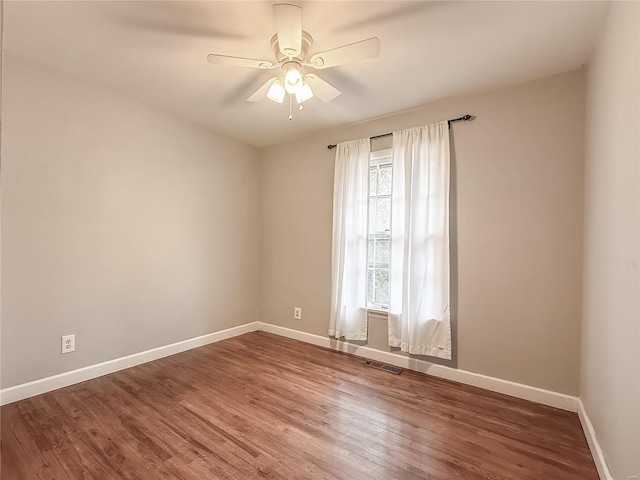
378;166;392;195
368;198;377;234
368;155;392;308
367;269;374;305
376;197;391;232
376;238;389;266
375;269;389;306
369;168;377;196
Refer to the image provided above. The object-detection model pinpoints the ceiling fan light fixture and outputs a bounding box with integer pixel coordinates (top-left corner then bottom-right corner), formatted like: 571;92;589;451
267;78;286;103
295;80;314;104
283;64;303;94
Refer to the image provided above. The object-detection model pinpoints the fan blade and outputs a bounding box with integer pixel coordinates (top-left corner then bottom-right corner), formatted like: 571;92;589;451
207;54;273;69
247;78;278;102
309;37;380;69
273;3;302;57
305;74;341;102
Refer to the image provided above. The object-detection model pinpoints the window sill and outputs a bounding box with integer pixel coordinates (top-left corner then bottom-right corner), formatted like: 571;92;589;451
367;308;388;320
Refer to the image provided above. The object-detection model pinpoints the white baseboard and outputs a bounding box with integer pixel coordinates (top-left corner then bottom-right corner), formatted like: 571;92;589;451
578;399;613;480
256;322;579;412
0;321;578;414
0;322;259;406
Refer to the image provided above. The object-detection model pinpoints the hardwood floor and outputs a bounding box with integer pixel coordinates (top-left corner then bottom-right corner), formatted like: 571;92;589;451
1;331;598;479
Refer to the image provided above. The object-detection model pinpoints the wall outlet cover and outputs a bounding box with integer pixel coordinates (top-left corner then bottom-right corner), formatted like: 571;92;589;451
61;334;75;354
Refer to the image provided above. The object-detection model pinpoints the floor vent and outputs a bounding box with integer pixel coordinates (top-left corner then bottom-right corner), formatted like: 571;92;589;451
365;360;403;375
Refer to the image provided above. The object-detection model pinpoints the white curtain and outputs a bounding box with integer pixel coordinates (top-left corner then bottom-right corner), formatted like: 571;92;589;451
329;138;371;340
388;121;451;359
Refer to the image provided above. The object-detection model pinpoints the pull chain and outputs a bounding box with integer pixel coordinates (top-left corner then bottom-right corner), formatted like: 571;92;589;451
288;94;293;120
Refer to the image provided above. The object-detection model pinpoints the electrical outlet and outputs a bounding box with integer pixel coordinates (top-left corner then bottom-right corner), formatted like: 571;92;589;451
294;307;302;320
61;334;75;354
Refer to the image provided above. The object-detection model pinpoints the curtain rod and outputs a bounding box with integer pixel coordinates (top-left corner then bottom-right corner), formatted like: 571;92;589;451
326;114;473;150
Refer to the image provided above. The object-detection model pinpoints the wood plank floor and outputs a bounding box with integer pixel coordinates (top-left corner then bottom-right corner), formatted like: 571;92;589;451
1;331;598;479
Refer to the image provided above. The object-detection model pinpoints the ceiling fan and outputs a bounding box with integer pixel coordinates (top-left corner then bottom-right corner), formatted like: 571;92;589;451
207;3;380;118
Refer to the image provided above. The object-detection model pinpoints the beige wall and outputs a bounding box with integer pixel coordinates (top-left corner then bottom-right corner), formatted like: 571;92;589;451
1;54;261;388
582;2;640;478
0;1;3;393
259;70;585;396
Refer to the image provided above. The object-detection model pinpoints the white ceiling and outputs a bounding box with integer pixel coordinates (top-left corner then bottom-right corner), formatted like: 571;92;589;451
4;1;609;147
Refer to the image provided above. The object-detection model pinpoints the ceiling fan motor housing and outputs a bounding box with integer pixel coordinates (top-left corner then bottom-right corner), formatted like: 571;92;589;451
271;31;313;63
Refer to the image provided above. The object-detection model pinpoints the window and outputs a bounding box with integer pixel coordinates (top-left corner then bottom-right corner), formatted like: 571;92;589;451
367;149;392;310
330;124;451;357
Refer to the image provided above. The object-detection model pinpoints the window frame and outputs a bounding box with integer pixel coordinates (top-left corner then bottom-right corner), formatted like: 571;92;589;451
367;148;393;313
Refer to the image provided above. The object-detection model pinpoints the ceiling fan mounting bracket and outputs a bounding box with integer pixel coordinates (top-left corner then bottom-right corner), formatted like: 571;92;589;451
270;31;313;63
